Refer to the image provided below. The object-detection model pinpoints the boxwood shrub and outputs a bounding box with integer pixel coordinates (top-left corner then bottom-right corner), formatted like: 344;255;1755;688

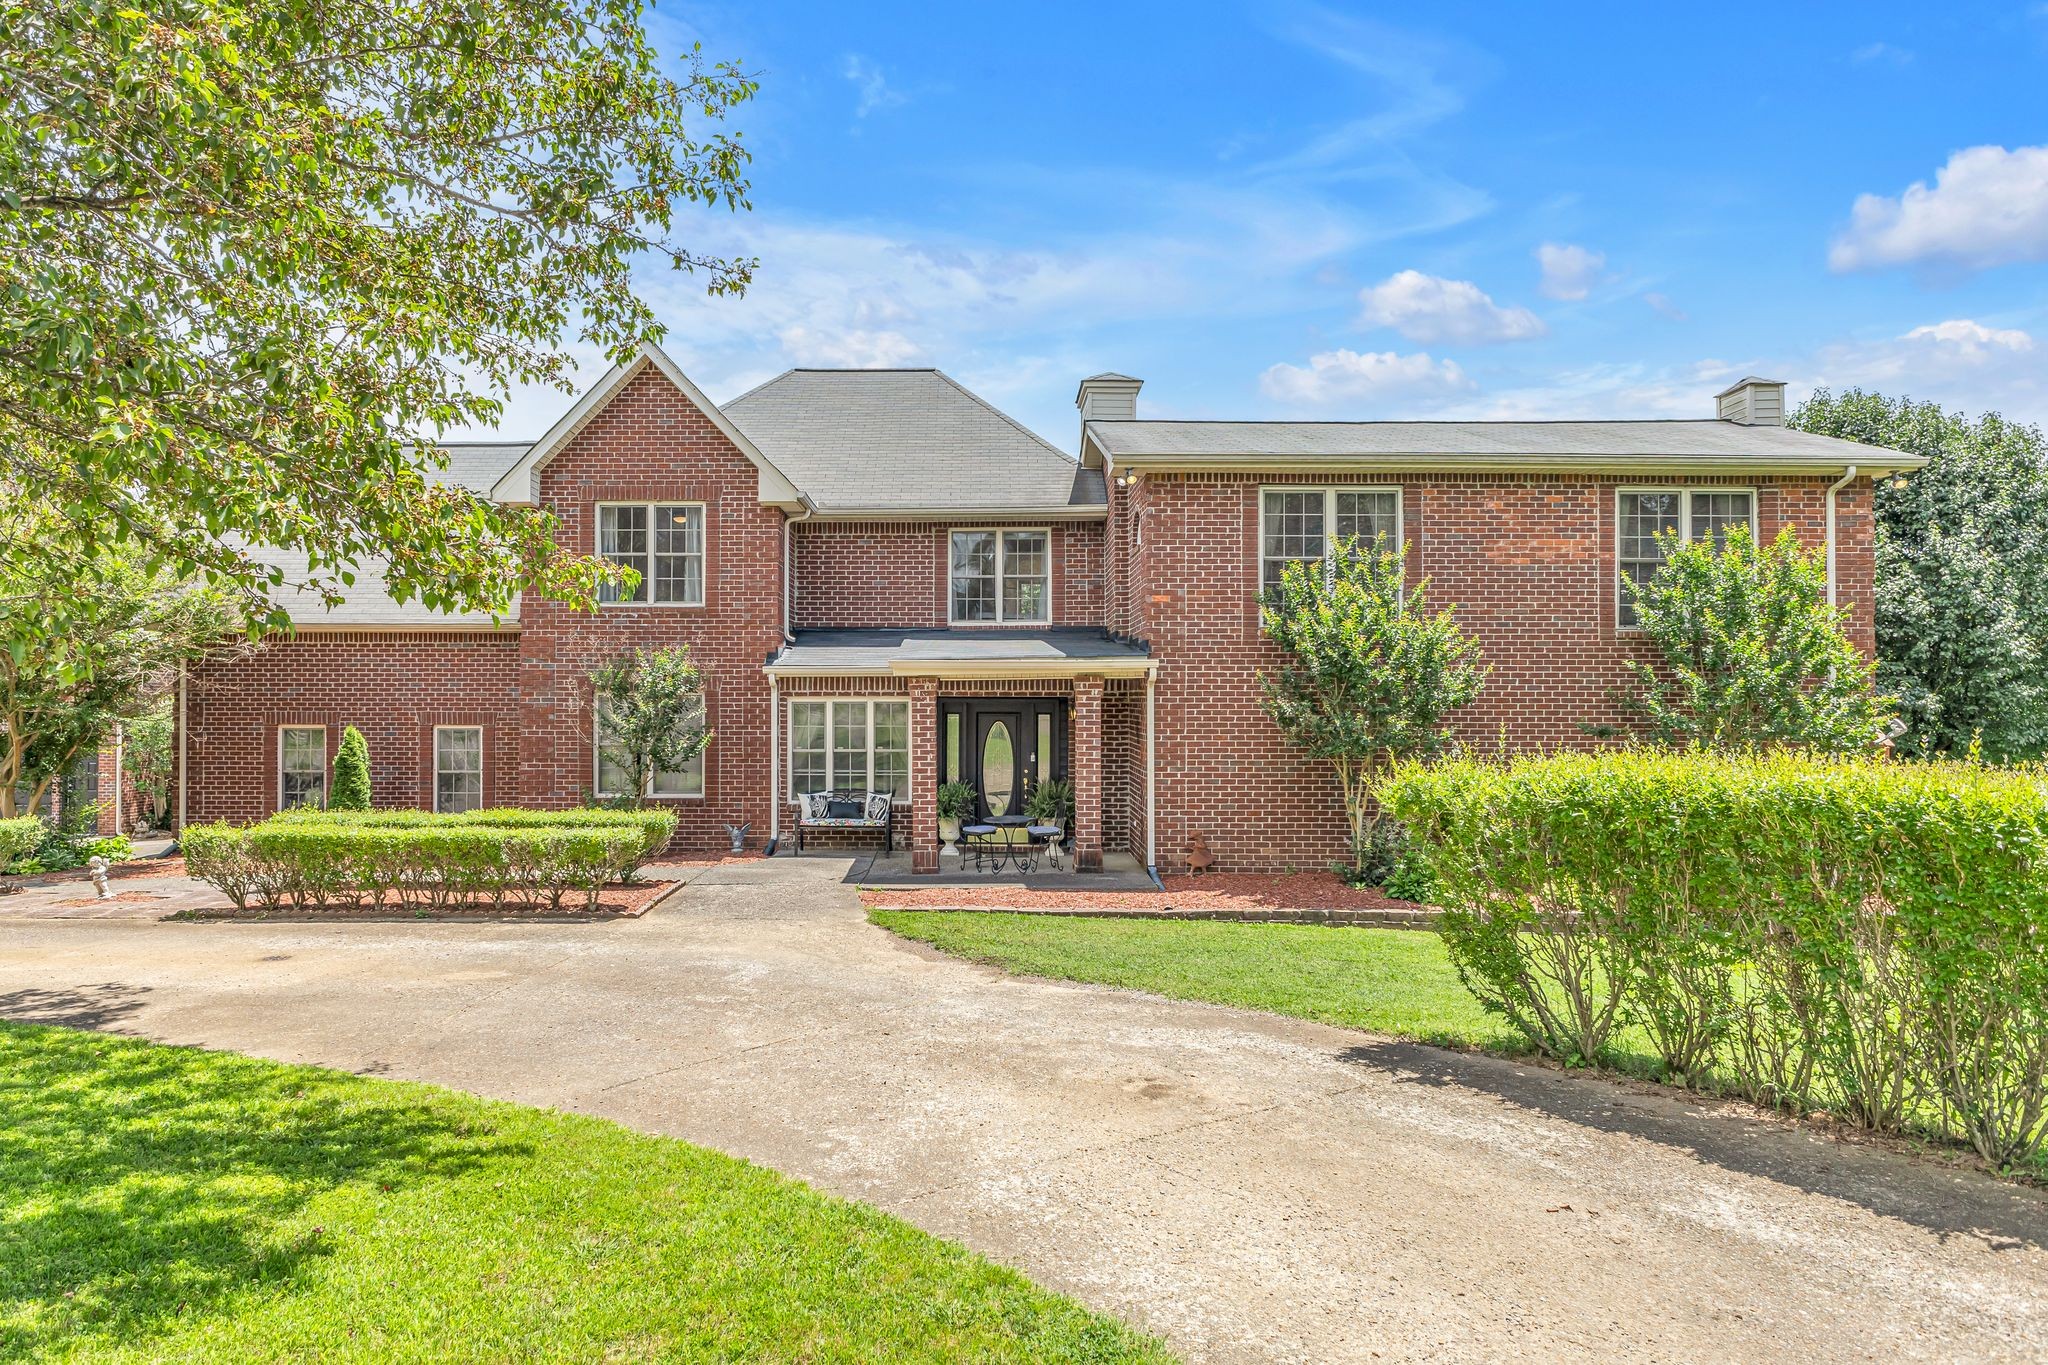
185;807;678;914
1385;750;2048;1169
0;817;44;870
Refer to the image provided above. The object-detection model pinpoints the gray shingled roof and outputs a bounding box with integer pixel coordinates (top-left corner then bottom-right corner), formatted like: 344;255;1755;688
769;628;1150;673
1085;419;1926;470
723;369;1103;514
266;442;530;627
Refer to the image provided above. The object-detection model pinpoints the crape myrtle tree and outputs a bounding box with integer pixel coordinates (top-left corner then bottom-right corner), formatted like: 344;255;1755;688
1791;388;2048;761
1610;525;1891;752
589;646;709;806
1259;537;1487;878
0;0;759;628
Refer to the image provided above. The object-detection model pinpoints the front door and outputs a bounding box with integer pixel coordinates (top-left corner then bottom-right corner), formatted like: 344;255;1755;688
942;698;1067;823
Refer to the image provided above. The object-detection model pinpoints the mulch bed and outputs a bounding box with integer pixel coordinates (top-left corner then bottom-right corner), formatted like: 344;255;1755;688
0;855;187;890
49;890;172;907
173;877;683;922
862;870;1432;922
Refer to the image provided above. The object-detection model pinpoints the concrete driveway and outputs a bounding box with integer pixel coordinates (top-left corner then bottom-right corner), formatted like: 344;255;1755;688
2;858;2045;1362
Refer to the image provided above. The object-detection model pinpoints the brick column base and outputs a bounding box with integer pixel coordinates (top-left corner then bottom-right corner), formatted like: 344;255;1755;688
1073;675;1104;872
909;678;940;873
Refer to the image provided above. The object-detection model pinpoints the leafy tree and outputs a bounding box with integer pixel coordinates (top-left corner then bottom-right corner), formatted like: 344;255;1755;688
122;697;175;830
2;0;759;627
1612;525;1890;752
0;509;241;818
1259;539;1487;877
1791;388;2048;760
589;647;709;805
330;725;372;810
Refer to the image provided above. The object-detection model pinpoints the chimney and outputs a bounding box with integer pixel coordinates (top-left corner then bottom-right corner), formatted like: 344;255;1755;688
1714;376;1787;426
1076;372;1142;449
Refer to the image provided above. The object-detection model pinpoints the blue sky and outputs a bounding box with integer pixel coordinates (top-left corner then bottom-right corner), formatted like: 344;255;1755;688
478;2;2048;446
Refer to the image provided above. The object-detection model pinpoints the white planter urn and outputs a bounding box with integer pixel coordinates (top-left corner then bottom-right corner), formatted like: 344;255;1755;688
938;816;962;857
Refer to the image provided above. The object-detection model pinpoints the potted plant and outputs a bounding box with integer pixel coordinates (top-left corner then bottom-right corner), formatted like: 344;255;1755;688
936;781;975;857
1024;778;1075;842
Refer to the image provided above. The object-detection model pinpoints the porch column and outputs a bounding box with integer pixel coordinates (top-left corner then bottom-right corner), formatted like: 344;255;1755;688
909;677;940;873
1072;674;1104;871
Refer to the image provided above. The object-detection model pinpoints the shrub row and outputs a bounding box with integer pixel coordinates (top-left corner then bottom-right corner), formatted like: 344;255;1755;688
0;817;44;870
1384;751;2048;1168
184;807;679;913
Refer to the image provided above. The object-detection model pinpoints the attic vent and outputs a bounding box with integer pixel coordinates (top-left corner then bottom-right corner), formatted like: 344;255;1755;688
1715;377;1786;426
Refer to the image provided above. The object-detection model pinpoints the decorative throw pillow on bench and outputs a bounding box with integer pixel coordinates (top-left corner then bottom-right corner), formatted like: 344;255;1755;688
826;797;863;820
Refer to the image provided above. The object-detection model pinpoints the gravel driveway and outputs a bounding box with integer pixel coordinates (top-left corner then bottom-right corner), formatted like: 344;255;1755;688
2;857;2044;1362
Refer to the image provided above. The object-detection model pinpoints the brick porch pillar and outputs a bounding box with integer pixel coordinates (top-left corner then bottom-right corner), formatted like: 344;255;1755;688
909;677;940;873
1072;674;1104;871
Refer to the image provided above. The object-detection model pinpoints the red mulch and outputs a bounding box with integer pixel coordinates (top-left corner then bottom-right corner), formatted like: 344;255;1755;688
50;890;172;907
861;869;1421;912
0;855;187;889
177;877;681;921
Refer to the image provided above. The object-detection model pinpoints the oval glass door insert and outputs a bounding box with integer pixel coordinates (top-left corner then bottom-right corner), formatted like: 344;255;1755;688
981;721;1015;816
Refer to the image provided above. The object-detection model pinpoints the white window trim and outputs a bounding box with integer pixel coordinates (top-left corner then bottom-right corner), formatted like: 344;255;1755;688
947;526;1053;626
592;702;706;800
278;724;327;812
432;725;485;815
595;501;706;608
786;697;912;804
1258;484;1403;591
1614;485;1758;630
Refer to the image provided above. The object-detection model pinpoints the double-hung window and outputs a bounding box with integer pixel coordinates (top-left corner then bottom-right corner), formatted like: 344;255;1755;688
789;699;910;800
434;726;484;814
279;726;327;810
1260;487;1401;592
949;529;1050;624
597;502;704;605
1616;487;1757;628
594;700;706;798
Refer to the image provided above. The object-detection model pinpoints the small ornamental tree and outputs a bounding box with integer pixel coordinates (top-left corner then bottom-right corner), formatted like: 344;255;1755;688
589;647;710;805
1259;538;1487;877
123;697;175;830
330;726;372;810
1613;525;1892;752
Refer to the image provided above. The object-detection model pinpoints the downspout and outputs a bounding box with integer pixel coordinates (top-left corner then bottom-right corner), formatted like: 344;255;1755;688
111;722;123;835
1825;464;1857;608
1144;671;1162;890
765;672;781;856
782;498;815;644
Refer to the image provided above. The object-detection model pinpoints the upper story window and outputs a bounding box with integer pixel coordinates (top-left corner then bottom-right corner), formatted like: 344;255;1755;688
598;503;704;606
950;529;1050;624
1260;487;1401;592
1616;487;1756;628
279;725;326;811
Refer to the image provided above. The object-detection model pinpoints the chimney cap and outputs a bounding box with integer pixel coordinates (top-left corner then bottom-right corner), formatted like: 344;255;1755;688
1075;372;1143;407
1713;375;1786;399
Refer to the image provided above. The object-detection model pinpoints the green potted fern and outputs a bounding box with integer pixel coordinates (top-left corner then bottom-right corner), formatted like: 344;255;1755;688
1024;778;1074;841
936;781;975;856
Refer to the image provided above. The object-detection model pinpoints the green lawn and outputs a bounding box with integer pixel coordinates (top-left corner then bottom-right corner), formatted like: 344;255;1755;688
870;910;1530;1052
0;1022;1171;1363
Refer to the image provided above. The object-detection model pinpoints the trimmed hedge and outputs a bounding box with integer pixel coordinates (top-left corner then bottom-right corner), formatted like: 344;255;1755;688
0;817;44;870
185;807;678;913
1385;751;2048;1168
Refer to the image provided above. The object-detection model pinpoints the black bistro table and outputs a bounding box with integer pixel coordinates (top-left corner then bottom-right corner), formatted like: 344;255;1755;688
966;815;1035;873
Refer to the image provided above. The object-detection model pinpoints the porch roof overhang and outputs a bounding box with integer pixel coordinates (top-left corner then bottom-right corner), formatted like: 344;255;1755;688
764;628;1156;680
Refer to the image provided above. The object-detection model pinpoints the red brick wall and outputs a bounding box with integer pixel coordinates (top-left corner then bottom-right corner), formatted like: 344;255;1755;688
184;631;521;825
517;364;787;851
1134;472;1881;872
792;520;1104;628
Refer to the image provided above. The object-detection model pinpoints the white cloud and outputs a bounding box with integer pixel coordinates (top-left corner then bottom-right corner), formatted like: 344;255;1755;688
1356;270;1546;344
775;325;924;368
1259;348;1472;406
1830;144;2048;273
1799;319;2042;418
841;55;906;118
1643;292;1688;321
1898;318;2034;355
1850;41;1913;65
1534;242;1605;300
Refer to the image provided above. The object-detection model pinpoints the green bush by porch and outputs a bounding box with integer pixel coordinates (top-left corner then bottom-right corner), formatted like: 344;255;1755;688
0;1021;1171;1363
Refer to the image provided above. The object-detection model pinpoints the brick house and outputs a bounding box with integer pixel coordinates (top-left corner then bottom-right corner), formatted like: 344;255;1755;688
168;345;1923;873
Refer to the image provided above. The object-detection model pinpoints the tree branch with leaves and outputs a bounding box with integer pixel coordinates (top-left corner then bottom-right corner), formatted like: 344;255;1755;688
589;647;709;806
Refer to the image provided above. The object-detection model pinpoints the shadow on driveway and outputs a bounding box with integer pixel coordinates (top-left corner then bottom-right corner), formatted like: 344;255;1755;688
1337;1038;2048;1252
